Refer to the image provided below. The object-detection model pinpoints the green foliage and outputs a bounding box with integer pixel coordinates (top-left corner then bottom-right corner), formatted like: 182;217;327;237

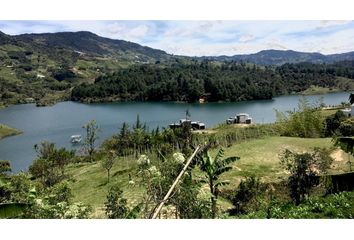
276;98;324;138
199;148;240;218
280;148;333;205
323;110;347;137
0;203;28;219
257;191;354;219
338;118;354;136
231;176;264;214
0;160;11;175
104;186;129;219
101;151;116;183
29;141;74;187
82;120;100;161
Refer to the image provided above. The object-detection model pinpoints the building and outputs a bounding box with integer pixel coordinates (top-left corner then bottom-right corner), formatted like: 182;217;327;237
169;119;206;130
226;113;253;124
341;104;354;117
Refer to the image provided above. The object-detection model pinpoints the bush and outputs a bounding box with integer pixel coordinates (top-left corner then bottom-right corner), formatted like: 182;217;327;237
276;98;323;138
230;176;264;214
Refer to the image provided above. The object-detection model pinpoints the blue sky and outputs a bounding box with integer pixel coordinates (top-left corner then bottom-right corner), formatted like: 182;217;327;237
0;20;354;56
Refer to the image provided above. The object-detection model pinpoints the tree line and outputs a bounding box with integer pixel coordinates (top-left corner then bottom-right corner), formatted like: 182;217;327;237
71;60;354;103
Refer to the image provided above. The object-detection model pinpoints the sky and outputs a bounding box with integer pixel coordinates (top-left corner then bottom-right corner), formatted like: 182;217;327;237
0;20;354;56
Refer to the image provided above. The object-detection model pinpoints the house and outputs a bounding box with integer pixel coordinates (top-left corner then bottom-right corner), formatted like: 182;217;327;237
341;104;354;117
169;119;206;130
226;113;253;124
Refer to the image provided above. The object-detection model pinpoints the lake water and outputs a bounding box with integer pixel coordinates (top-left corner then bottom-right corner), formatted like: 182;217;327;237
0;92;350;172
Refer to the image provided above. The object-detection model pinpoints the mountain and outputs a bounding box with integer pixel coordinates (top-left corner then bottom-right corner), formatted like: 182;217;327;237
202;49;354;65
1;30;354;107
14;31;169;61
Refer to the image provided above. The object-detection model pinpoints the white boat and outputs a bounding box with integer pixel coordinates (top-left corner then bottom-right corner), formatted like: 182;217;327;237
71;135;82;143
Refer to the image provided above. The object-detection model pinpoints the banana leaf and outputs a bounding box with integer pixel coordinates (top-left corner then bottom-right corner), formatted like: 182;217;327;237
0;203;28;219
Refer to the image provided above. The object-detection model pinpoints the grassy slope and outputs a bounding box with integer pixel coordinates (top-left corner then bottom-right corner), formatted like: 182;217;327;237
0;124;22;139
67;136;348;218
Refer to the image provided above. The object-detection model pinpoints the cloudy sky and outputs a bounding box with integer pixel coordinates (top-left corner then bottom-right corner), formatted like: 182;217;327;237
0;20;354;56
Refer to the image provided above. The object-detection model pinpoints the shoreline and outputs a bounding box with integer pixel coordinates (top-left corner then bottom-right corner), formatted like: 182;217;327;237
0;124;22;140
0;90;350;110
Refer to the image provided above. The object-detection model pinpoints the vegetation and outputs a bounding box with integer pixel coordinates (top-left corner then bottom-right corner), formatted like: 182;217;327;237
280;148;333;205
71;61;354;103
198;148;239;218
276;98;323;138
82;120;100;161
0;124;22;139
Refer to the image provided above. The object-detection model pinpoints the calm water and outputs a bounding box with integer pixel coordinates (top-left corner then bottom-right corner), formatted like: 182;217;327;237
0;92;350;172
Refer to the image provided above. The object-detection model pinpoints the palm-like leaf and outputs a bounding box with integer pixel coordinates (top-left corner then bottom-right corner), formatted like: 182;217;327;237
214;166;233;179
0;203;28;219
215;156;240;170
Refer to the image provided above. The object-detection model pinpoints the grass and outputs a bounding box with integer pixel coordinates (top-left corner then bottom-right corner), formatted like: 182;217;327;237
301;85;341;95
66;157;144;218
212;136;336;189
67;135;346;217
0;124;22;139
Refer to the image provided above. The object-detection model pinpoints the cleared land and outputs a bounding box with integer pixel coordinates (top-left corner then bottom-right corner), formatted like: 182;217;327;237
67;136;349;218
0;124;22;139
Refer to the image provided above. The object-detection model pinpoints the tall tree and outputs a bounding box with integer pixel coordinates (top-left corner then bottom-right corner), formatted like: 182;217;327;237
82;120;100;161
102;151;116;183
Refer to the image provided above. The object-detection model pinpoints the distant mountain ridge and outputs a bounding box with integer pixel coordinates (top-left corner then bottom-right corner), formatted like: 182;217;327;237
1;30;354;65
14;31;168;59
201;49;354;65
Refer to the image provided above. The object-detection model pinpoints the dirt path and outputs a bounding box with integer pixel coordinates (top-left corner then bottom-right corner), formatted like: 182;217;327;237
331;149;345;162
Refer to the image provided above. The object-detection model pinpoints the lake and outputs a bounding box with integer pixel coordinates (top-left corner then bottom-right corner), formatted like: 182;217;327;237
0;91;350;172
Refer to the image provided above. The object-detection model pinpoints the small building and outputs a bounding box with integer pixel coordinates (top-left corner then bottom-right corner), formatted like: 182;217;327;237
169;119;206;130
191;121;206;130
341;104;354;117
226;113;253;124
71;135;82;144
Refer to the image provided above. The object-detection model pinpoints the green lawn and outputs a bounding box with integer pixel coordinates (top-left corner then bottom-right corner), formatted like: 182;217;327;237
0;124;22;139
67;136;346;218
66;157;143;218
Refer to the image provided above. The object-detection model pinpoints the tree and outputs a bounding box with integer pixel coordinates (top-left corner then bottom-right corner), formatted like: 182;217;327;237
185;108;191;120
0;160;11;176
82;120;100;161
231;176;263;214
334;137;354;171
280;148;333;205
104;186;128;219
102;151;116;183
199;148;240;218
349;93;354;105
275;98;323;138
29;142;73;187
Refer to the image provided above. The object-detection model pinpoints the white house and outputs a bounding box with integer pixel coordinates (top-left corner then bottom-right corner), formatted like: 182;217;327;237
341;104;354;117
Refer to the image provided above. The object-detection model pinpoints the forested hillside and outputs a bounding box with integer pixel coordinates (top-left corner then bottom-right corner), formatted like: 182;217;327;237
71;60;354;103
1;30;354;106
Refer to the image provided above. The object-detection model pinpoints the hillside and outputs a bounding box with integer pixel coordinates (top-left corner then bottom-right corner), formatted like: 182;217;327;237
0;31;178;107
1;30;354;107
203;49;354;65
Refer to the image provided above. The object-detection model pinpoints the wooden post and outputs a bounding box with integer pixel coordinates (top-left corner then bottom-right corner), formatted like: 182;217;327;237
151;145;202;219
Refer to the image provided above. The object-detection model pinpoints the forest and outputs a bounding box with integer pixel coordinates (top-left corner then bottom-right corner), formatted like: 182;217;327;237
71;60;354;103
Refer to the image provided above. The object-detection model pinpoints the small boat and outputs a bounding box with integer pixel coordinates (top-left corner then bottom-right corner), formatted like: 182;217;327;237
71;135;82;144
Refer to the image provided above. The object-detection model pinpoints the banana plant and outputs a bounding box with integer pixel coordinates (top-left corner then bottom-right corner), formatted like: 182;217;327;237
199;148;240;218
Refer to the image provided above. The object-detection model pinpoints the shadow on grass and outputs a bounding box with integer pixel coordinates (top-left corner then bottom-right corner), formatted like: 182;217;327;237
112;168;131;177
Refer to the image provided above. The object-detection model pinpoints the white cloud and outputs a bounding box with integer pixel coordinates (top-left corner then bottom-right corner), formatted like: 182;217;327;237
1;20;354;56
239;34;255;43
